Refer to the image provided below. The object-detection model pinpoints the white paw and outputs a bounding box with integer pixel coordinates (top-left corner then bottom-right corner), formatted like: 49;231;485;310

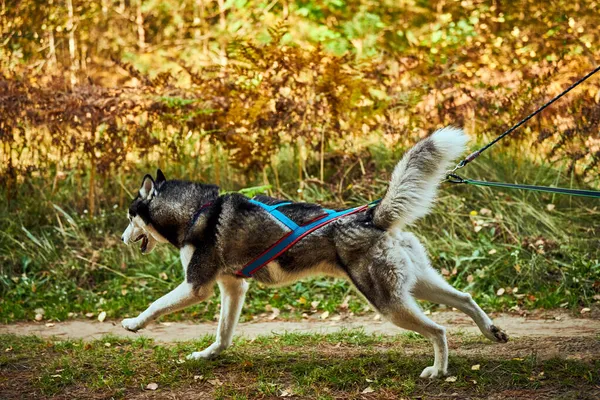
186;344;223;360
420;366;447;379
121;317;144;332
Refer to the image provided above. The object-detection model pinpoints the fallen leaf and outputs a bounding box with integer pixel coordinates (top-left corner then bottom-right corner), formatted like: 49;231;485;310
85;312;94;318
445;376;457;382
581;308;591;314
311;301;320;309
496;288;505;296
268;307;280;320
35;314;43;321
339;296;351;310
320;311;330;320
546;204;555;211
479;208;492;216
50;374;62;378
362;386;375;393
159;272;168;280
5;347;13;352
471;364;481;371
98;311;107;322
104;342;111;347
45;323;55;327
467;274;474;283
145;382;158;391
474;226;483;233
208;378;223;386
488;249;497;255
193;375;203;381
373;314;381;321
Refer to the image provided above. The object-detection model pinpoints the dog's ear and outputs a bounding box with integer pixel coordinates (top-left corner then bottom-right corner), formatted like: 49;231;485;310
139;174;156;200
156;169;166;185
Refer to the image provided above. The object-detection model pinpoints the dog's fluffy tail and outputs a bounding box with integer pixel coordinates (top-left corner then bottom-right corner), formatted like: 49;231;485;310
373;127;468;230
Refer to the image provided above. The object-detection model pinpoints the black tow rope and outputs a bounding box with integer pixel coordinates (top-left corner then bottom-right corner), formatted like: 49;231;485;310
447;65;600;198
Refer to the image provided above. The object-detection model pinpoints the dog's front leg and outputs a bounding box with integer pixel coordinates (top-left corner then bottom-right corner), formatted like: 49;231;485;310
187;275;249;360
121;282;212;332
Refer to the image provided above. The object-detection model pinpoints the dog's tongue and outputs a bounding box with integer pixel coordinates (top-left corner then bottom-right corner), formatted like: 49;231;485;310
140;236;149;252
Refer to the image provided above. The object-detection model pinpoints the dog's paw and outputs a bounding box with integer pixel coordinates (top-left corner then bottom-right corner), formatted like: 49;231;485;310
186;344;223;361
487;325;509;343
186;350;215;361
121;317;143;332
420;366;447;379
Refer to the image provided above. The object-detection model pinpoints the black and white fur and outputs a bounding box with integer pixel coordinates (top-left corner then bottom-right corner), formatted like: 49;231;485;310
120;127;508;378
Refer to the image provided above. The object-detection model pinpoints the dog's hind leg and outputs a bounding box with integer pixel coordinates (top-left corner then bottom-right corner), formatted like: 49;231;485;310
412;266;508;343
187;275;249;360
345;251;449;378
385;294;449;378
121;281;212;332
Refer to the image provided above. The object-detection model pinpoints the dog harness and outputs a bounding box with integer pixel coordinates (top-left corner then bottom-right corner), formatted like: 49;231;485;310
236;198;380;278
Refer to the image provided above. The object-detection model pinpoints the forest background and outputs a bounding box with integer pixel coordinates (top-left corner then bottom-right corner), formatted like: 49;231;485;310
1;0;599;324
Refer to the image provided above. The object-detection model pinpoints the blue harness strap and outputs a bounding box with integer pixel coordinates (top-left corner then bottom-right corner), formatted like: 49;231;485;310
237;199;380;278
248;200;298;230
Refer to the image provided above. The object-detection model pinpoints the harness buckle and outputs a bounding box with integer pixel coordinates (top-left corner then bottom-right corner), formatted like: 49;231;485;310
445;173;466;184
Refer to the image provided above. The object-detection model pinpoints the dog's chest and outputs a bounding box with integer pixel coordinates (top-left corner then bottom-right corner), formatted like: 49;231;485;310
180;245;195;274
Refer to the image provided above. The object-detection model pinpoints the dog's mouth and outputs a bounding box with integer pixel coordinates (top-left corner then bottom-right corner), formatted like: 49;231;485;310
134;234;149;252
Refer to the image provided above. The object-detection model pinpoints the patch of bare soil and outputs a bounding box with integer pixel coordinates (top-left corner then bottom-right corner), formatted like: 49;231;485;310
1;310;599;343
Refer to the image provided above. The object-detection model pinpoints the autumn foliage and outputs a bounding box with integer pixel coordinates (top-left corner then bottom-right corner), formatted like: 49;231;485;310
1;1;599;212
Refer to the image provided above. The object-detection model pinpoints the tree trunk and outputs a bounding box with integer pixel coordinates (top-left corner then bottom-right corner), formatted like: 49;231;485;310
136;0;146;50
66;0;78;87
48;30;57;68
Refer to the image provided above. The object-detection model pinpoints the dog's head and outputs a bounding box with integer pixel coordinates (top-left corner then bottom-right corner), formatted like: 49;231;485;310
121;169;168;254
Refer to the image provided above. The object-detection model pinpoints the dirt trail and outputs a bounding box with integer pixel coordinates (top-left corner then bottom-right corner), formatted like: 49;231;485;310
2;311;599;342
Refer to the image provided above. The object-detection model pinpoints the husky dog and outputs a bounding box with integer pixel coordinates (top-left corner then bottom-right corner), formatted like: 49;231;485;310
120;127;507;378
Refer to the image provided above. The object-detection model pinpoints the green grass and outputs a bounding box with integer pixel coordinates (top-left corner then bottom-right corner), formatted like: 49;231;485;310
1;140;599;324
1;331;599;399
